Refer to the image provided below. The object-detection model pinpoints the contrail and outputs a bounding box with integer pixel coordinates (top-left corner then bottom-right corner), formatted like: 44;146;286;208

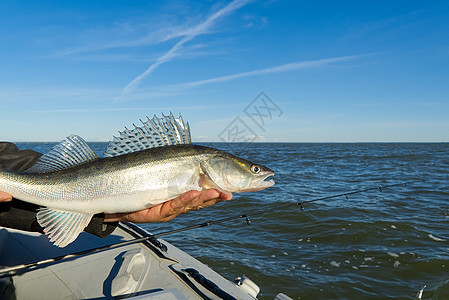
173;55;359;88
116;0;251;101
130;55;362;97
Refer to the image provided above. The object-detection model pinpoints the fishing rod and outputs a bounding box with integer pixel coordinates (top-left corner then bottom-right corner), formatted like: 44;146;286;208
0;214;250;276
296;180;425;210
0;180;423;276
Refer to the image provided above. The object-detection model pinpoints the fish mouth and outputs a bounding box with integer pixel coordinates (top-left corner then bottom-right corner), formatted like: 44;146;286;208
237;172;275;193
249;173;274;192
260;172;275;187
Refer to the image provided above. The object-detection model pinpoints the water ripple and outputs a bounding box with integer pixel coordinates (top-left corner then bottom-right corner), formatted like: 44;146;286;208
18;142;449;299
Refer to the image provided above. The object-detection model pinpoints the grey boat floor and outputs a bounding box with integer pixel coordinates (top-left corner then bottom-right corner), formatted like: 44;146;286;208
0;223;259;299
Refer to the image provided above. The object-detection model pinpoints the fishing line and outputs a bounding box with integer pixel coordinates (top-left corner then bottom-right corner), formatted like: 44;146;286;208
0;180;423;276
296;180;425;211
0;214;249;276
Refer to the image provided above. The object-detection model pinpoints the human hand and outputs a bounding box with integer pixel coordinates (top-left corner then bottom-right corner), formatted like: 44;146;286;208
104;189;232;223
0;191;12;202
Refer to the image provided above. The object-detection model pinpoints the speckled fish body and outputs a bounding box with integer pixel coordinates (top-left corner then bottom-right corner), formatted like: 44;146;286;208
0;144;273;214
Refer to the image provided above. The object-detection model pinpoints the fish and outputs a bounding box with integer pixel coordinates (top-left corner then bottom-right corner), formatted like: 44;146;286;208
0;113;275;247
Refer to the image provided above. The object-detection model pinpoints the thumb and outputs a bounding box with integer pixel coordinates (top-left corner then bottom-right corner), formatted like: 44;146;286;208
0;191;12;202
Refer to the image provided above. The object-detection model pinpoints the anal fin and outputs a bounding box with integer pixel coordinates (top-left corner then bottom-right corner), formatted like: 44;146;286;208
37;208;93;248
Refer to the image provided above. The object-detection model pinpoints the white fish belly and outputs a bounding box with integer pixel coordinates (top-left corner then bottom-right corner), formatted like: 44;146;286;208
0;160;202;214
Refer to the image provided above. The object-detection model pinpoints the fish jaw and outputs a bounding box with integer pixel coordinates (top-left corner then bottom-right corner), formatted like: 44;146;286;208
257;172;276;190
233;171;275;193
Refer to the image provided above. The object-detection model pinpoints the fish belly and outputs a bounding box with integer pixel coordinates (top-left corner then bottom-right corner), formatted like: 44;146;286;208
0;158;202;214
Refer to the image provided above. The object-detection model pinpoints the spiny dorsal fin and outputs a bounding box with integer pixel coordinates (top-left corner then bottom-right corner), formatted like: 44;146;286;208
104;112;191;157
26;135;99;173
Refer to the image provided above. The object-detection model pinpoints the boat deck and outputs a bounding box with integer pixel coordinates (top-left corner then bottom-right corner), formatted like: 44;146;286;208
0;223;256;299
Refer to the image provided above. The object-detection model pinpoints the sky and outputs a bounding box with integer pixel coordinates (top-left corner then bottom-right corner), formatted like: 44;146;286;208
0;0;448;142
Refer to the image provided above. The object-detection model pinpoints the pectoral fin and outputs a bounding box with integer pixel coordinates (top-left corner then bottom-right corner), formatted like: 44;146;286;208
37;208;93;248
199;162;232;197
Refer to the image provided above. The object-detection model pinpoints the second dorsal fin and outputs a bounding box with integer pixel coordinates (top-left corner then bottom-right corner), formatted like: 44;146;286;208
104;112;191;157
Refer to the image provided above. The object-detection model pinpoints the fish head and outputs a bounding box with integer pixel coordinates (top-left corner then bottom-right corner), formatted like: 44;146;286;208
200;154;275;193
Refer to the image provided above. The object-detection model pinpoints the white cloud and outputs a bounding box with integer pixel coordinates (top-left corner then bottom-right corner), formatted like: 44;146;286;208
53;19;193;57
116;0;252;101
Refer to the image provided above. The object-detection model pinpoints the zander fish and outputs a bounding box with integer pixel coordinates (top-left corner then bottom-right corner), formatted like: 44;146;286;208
0;113;275;247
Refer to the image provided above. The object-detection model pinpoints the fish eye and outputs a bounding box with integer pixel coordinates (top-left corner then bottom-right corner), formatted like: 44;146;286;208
251;165;260;173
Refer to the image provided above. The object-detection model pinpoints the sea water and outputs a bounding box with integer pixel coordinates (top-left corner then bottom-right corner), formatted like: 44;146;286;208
17;142;449;299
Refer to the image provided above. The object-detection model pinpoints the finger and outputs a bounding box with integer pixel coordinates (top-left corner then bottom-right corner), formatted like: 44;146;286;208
155;191;201;221
0;191;12;202
104;212;128;223
217;190;233;201
187;200;220;211
195;189;233;202
157;190;213;221
185;189;232;210
161;191;200;215
197;197;223;208
197;189;220;201
188;196;223;210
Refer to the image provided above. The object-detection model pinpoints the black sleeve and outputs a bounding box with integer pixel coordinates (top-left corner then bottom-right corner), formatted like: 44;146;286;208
0;142;42;172
0;142;118;238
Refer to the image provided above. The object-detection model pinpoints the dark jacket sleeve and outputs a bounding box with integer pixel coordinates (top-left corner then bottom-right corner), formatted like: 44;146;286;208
0;142;117;238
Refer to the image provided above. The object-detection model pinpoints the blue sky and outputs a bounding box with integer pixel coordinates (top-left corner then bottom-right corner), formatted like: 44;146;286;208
0;0;448;142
